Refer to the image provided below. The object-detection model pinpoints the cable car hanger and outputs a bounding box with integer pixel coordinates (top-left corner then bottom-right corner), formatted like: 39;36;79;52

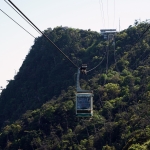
77;64;92;93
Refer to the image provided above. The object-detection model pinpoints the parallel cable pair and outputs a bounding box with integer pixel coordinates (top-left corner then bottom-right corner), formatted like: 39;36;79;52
0;8;35;38
2;0;112;73
4;0;41;36
5;0;79;69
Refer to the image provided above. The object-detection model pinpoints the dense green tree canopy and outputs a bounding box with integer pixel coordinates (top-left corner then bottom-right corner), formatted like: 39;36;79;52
0;22;150;149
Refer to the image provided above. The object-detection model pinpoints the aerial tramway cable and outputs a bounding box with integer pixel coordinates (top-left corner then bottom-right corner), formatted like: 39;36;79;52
4;0;41;36
6;0;79;69
5;0;150;77
113;0;116;28
131;23;150;69
113;36;120;72
117;22;150;69
107;0;109;28
99;0;105;28
0;8;35;38
87;52;106;73
134;24;150;45
5;0;107;73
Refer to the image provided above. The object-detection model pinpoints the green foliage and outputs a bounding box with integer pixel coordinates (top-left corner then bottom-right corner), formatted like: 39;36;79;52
1;22;150;149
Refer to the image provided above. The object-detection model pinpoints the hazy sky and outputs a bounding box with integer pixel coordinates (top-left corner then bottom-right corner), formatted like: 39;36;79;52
0;0;150;89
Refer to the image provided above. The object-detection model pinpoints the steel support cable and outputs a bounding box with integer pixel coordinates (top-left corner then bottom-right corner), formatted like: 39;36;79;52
0;9;35;38
101;0;105;27
114;23;150;70
99;0;105;28
4;0;41;36
87;35;114;73
113;0;115;28
135;25;150;44
89;35;118;74
132;43;149;68
7;0;79;69
86;49;107;73
98;0;103;28
86;0;107;73
88;0;115;73
113;36;120;72
107;0;109;28
130;23;150;48
106;42;109;74
98;0;102;28
113;38;117;69
129;24;150;68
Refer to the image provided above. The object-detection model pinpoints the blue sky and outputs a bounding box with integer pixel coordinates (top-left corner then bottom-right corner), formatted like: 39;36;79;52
0;0;150;89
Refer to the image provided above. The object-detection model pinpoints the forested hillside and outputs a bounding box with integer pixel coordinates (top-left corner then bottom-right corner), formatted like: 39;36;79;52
0;21;150;149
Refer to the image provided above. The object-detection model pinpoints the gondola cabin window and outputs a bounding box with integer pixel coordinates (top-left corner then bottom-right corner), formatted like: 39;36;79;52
76;93;93;117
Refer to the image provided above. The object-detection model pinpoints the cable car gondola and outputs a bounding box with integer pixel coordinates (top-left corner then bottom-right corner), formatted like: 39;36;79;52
76;92;93;117
76;65;93;117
